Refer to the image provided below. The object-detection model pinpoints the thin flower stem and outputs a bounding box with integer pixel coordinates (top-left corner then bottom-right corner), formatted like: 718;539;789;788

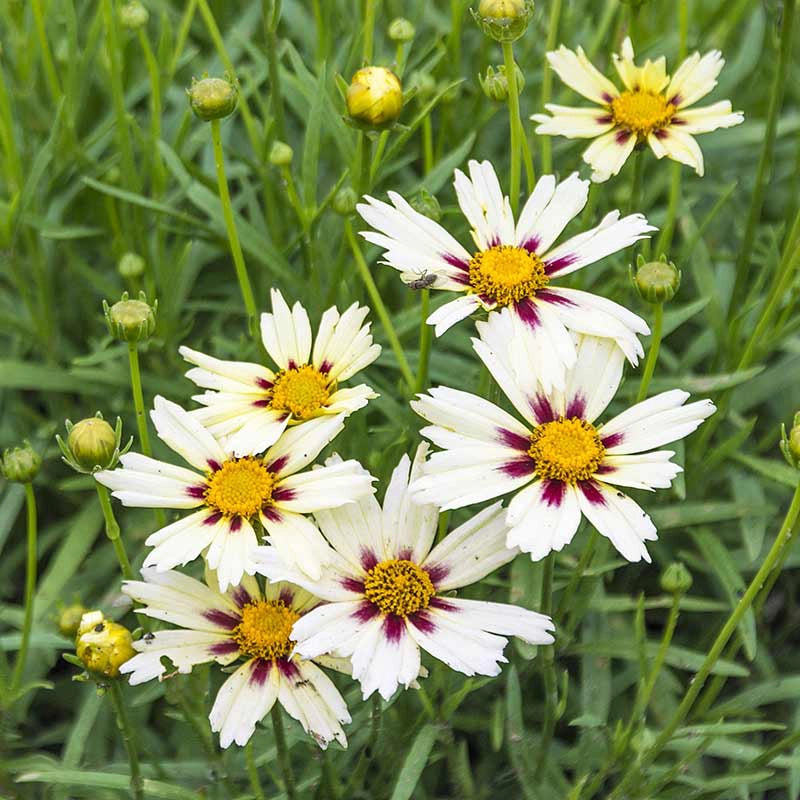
362;0;376;62
168;0;198;78
209;119;258;323
636;303;663;402
31;0;61;103
271;705;298;800
415;289;432;394
422;116;434;174
127;343;153;458
609;481;800;799
357;132;373;197
535;554;557;780
502;41;522;215
539;0;563;175
95;483;135;581
727;0;796;337
136;29;166;197
108;681;144;800
245;739;266;800
628;150;644;215
10;483;37;694
345;221;415;390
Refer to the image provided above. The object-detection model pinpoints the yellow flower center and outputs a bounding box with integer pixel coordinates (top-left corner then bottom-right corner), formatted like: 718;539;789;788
232;600;299;661
205;457;276;517
269;365;331;419
363;559;435;617
611;90;675;137
468;245;549;307
528;417;606;484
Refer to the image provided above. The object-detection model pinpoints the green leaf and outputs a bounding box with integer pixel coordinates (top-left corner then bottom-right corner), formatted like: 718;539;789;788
389;724;438;800
301;64;326;210
16;770;200;799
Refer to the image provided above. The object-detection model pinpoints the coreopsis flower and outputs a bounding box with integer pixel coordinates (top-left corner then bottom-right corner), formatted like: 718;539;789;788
533;38;744;182
95;397;375;588
357;159;653;392
121;569;350;749
255;445;554;701
411;316;715;562
181;289;380;457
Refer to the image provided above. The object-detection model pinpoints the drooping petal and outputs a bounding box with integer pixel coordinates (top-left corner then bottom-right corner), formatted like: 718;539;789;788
647;128;705;175
426;295;482;337
142;510;221;572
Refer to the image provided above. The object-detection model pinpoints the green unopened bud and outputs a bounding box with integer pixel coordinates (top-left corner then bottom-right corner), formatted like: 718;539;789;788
479;63;525;102
410;189;442;222
119;1;149;29
2;443;41;483
332;186;358;216
269;140;294;167
407;70;436;103
472;0;534;42
388;17;415;42
76;613;135;679
57;413;130;474
104;291;157;342
188;76;238;121
346;67;403;129
632;255;681;303
118;252;145;280
59;604;88;639
104;166;121;186
780;411;800;468
660;562;693;595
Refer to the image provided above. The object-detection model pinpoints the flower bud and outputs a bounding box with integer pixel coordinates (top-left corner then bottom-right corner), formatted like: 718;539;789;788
269;140;294;167
188;76;238;121
118;252;145;280
76;613;135;679
68;418;117;471
103;292;157;342
660;562;693;595
780;412;800;468
333;186;358;216
632;255;681;304
472;0;534;42
119;1;149;30
1;442;41;483
59;604;88;639
388;17;415;42
479;63;525;102
410;189;442;222
346;67;403;129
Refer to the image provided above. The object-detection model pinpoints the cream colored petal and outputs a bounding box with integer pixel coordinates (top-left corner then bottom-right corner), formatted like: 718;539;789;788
546;44;620;105
666;49;725;108
647;128;704;175
582;129;637;182
671;101;744;134
533;105;615;139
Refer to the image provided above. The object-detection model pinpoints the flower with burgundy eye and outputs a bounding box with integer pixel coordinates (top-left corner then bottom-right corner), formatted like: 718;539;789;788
253;444;554;701
180;288;381;457
95;396;375;589
357;158;653;392
532;38;744;182
120;569;351;750
410;313;715;563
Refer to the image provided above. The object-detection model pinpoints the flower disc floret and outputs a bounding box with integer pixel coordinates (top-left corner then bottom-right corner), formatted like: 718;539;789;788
205;458;276;517
232;600;299;661
611;90;675;138
528;417;605;484
363;559;435;616
269;365;331;419
469;245;549;307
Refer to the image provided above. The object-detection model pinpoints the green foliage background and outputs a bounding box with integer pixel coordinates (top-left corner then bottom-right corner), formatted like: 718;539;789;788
1;0;800;797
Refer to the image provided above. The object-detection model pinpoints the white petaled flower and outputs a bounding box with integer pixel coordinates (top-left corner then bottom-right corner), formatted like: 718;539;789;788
180;288;381;457
410;315;716;563
95;397;375;589
254;444;555;701
532;38;744;182
121;569;351;749
357;158;653;392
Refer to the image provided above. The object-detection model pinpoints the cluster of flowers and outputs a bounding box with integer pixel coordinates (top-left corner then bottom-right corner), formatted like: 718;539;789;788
93;35;737;750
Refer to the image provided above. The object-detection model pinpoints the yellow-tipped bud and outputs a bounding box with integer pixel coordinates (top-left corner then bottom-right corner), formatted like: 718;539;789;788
59;604;89;638
632;255;681;304
473;0;534;42
346;67;403;129
120;1;149;30
67;418;117;471
388;18;415;42
1;442;41;484
269;141;294;166
118;252;145;280
188;76;238;121
104;292;157;342
76;613;135;679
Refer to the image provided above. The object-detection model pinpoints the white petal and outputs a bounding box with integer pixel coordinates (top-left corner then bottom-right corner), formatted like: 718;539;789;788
440;598;554;644
292;601;370;660
666;49;726;109
582;129;637;182
514;175;556;245
600;451;682;491
260;509;332;581
532;105;616;139
454;159;515;249
671;100;744;134
143;510;221;572
179;346;273;393
263;414;346;476
275;460;375;514
149;396;227;471
205;517;259;592
426;295;481;337
545;44;620;105
562;334;625;423
312;302;381;382
260;289;312;370
647;128;705;176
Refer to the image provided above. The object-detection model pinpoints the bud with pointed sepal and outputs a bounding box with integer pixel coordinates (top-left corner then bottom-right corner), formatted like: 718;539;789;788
631;254;681;304
1;442;41;483
103;291;157;343
472;0;534;43
57;413;131;474
187;75;238;121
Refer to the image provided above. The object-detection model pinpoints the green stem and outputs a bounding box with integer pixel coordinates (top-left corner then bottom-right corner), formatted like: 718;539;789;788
628;150;644;215
539;0;563;175
345;221;415;390
108;681;144;800
636;303;663;402
31;0;61;102
414;289;432;394
609;481;800;799
357;132;373;197
137;29;166;197
127;343;152;457
245;740;266;800
10;483;37;694
271;705;297;800
535;555;557;779
95;483;134;581
210;119;258;322
727;0;796;336
264;4;287;140
362;0;376;62
422;116;434;174
168;0;198;78
502;41;522;215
